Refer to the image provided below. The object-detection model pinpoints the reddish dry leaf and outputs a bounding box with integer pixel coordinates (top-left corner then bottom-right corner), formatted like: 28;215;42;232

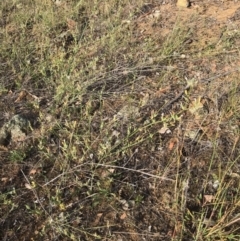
168;142;174;150
168;138;178;151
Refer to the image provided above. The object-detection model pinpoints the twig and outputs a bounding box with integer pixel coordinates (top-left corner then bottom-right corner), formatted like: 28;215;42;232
91;163;175;182
42;162;175;187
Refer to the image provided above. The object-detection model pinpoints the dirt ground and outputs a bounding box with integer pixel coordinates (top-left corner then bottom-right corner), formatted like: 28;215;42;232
0;0;240;240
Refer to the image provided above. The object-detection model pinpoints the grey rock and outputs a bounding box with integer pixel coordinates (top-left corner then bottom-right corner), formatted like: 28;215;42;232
0;114;31;145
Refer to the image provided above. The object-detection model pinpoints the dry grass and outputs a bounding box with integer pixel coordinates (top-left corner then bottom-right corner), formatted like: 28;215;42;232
0;0;240;240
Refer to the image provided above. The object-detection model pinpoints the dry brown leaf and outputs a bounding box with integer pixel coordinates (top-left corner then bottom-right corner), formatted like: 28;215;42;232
120;212;127;220
67;18;77;30
168;138;177;151
15;90;27;102
0;145;8;151
15;90;39;103
29;169;38;175
1;177;8;183
154;87;170;98
92;213;103;226
204;194;214;204
25;183;33;190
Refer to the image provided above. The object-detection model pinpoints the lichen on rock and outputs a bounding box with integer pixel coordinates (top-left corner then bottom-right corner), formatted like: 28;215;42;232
0;114;31;145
